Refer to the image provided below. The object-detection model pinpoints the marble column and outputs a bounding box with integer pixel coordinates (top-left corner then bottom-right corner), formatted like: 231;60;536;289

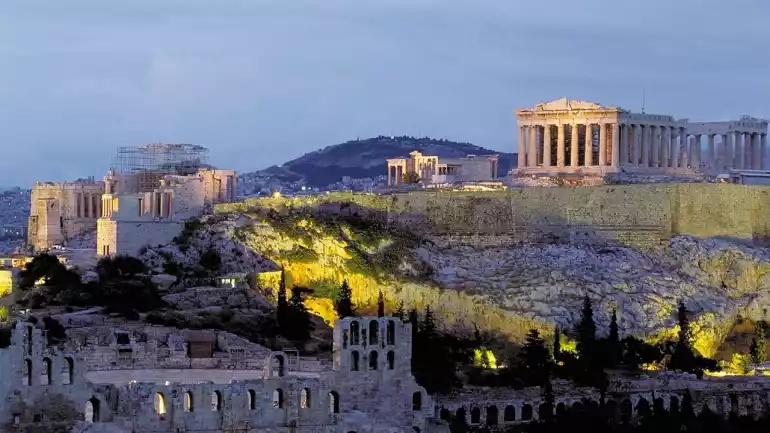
761;134;767;170
693;134;702;168
570;123;579;167
650;126;659;167
707;134;715;169
745;133;754;169
557;125;566;167
517;126;526;169
660;127;669;169
723;133;732;170
528;126;538;167
734;131;743;169
598;124;607;166
543;125;552;167
672;128;681;169
619;125;628;166
641;125;650;167
584;124;593;166
679;133;688;169
611;123;620;167
632;125;641;167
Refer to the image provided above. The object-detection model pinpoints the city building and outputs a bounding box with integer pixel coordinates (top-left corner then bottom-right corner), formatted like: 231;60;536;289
386;151;500;186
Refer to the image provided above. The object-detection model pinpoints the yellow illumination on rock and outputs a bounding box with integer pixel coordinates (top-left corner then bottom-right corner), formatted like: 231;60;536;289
473;347;498;369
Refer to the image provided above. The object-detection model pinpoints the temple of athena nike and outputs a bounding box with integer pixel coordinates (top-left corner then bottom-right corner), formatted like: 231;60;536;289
515;98;768;176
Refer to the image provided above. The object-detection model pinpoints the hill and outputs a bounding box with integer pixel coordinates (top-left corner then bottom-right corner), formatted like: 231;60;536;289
249;136;515;186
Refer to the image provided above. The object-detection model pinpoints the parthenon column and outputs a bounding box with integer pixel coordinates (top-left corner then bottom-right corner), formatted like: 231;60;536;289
598;123;607;166
557;125;566;167
543;125;552;167
649;125;658;167
619;125;628;166
734;131;743;169
640;125;649;167
632;125;641;167
723;133;732;170
660;127;670;169
693;134;702;168
671;128;680;169
570;123;579;167
707;134;715;169
761;134;767;170
611;123;620;168
745;133;754;169
751;133;760;169
529;126;538;167
584;124;593;166
518;126;526;168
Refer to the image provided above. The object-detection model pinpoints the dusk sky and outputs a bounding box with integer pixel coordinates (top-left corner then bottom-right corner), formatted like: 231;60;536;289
1;0;768;187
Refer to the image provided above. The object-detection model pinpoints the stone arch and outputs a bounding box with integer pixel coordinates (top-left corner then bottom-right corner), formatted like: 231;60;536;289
653;397;665;416
521;404;532;421
248;389;256;410
636;397;651;418
62;356;74;385
455;407;466;423
41;357;52;385
486;405;498;426
538;403;550;421
729;394;739;415
571;401;584;416
85;397;100;423
470;407;481;424
669;396;680;416
212;390;222;411
412;392;422;411
440;408;451;421
369;350;379;370
350;320;360;345
387;320;395;345
23;358;32;386
387;350;395;369
301;388;311;409
154;392;167;415
369;320;379;345
555;402;566;418
620;399;632;423
273;389;284;409
268;353;286;377
184;391;194;412
329;391;340;414
503;405;515;422
351;350;360;371
604;400;617;421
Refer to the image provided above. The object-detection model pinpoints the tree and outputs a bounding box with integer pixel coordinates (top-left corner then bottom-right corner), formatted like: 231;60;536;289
608;309;620;366
285;286;313;341
335;280;355;318
95;255;148;280
402;171;421;184
377;290;385;317
0;305;8;323
750;322;767;366
669;301;697;373
553;326;561;362
276;267;289;331
392;300;405;320
421;305;436;336
576;295;596;360
519;329;551;385
199;248;222;272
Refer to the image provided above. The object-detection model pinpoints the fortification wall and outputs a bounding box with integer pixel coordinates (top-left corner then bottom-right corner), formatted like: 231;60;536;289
217;184;770;246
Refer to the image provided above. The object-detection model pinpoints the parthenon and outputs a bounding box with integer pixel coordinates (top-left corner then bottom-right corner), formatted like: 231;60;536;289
515;98;768;175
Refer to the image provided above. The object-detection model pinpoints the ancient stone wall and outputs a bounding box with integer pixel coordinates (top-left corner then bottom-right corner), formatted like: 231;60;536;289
97;219;183;257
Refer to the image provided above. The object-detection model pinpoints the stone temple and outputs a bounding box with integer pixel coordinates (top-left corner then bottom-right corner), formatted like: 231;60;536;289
515;97;768;176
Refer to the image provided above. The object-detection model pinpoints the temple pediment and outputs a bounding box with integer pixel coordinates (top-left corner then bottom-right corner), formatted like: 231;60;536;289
533;97;607;111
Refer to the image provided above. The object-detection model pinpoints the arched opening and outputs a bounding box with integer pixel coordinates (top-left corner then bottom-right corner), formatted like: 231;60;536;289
248;389;256;410
23;358;32;386
272;389;284;409
730;394;739;415
351;350;360;371
85;397;100;423
211;390;222;411
369;320;379;345
521;404;532;421
486;406;498;426
538;403;551;421
62;357;74;385
412;392;422;411
440;408;451;421
387;320;395;345
387;351;395;370
571;401;584;416
184;391;194;412
350;321;360;345
154;392;167;416
41;358;52;385
369;350;379;370
620;399;632;424
455;407;466;424
503;405;515;422
653;398;665;417
470;407;481;424
555;402;566;419
271;354;285;377
604;400;617;421
669;396;680;416
636;398;651;419
329;391;340;414
301;388;311;409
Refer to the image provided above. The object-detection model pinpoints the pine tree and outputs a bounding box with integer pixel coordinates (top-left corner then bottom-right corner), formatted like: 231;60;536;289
335;280;355;318
377;290;385;317
608;308;620;366
519;329;551;385
669;301;696;372
576;295;597;360
393;300;405;320
750;322;766;366
276;267;289;331
421;305;436;336
286;286;313;340
553;326;561;362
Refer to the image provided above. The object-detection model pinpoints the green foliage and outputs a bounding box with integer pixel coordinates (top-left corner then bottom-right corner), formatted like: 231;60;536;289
668;302;719;377
276;268;289;328
335;280;355;318
0;305;8;323
517;329;551;386
377;290;385;317
401;171;421;184
18;253;79;292
750;322;766;366
392;300;405;320
174;218;203;245
576;295;596;361
552;326;561;361
95;255;148;280
275;246;319;263
307;278;341;301
282;286;314;341
199;248;222;272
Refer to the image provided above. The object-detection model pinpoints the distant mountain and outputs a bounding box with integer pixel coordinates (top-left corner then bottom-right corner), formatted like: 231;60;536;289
249;136;515;186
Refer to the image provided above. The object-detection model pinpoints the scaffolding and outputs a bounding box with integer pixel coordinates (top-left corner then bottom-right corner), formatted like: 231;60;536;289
111;143;211;192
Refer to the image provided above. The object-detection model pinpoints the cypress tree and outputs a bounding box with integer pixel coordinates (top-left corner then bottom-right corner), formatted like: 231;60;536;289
377;290;385;317
553;326;561;362
392;300;405;320
669;301;696;372
335;280;355;318
750;322;766;366
608;309;620;366
276;267;289;330
576;295;596;360
287;286;312;340
421;305;436;336
519;329;550;385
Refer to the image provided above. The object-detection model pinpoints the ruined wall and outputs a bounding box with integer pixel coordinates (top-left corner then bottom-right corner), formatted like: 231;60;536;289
97;219;183;257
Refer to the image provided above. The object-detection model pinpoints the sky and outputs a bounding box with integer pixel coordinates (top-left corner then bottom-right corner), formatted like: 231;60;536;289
1;0;769;187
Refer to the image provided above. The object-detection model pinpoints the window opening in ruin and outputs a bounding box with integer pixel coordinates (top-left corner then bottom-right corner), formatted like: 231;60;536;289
62;357;74;385
619;399;632;424
470;407;481;424
730;394;739;415
273;389;284;409
412;427;420;433
504;405;515;422
41;357;52;385
248;390;256;410
603;400;617;421
351;350;360;371
154;392;167;416
386;320;395;345
369;320;379;345
350;321;360;345
555;403;566;419
455;408;466;424
212;391;222;411
138;198;143;216
86;398;100;423
301;388;311;409
669;397;680;416
184;391;194;412
26;326;32;355
342;329;348;349
13;414;20;425
412;392;422;411
486;406;498;426
635;398;650;418
272;354;285;377
368;350;378;370
387;351;395;370
24;358;32;386
329;391;340;414
116;333;130;345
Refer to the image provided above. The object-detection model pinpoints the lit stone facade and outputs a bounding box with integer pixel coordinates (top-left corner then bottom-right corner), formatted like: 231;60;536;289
26;178;105;251
515;98;768;176
386;151;499;186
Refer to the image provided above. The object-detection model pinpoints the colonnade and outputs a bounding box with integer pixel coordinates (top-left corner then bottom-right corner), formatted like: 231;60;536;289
694;131;767;171
75;192;101;218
